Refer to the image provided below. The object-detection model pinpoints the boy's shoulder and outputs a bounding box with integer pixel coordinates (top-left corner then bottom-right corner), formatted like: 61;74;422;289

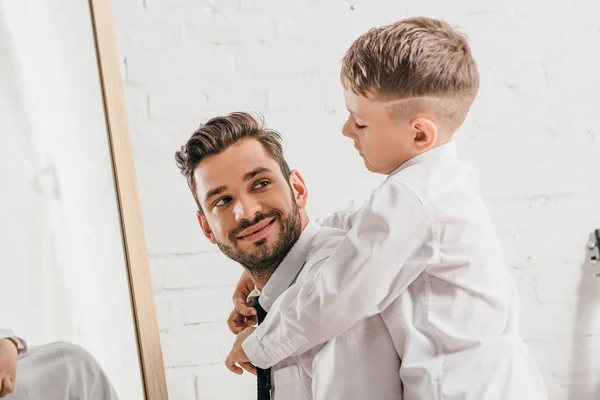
384;153;475;206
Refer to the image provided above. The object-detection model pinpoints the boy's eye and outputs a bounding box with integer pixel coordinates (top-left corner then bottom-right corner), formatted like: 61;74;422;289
214;197;231;207
253;180;270;190
355;122;366;130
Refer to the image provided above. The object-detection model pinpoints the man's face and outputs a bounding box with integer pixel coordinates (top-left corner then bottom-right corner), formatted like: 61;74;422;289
194;138;303;275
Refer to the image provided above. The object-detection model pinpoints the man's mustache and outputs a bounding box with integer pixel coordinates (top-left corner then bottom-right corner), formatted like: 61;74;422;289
228;210;282;242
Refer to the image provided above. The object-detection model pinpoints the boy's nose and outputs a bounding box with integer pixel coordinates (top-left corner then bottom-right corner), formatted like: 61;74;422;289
342;117;354;138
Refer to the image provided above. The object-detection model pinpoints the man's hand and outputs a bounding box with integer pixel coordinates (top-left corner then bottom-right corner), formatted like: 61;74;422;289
0;338;18;398
227;270;257;334
225;327;256;376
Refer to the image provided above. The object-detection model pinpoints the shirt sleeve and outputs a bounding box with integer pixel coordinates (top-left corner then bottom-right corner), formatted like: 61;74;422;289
313;199;366;231
242;179;432;369
0;329;28;354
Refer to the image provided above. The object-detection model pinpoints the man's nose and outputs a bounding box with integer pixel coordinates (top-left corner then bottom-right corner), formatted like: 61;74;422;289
233;196;262;222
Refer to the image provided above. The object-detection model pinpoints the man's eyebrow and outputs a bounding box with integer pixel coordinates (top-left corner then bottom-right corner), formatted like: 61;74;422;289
243;167;272;181
204;185;227;202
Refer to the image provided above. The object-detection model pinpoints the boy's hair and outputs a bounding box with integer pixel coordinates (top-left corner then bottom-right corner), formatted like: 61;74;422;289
340;17;479;132
175;112;291;210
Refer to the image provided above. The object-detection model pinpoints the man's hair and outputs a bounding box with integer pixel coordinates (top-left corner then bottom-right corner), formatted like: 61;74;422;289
340;17;479;132
175;112;291;210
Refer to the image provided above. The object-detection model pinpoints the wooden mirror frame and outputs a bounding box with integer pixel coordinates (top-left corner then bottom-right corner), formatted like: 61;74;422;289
89;0;168;398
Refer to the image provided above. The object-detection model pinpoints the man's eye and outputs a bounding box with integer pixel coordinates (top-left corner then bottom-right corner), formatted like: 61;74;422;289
214;197;231;207
253;180;270;190
355;123;366;129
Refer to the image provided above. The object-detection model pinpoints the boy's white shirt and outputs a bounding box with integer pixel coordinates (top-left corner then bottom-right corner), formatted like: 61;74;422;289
243;141;548;400
251;221;402;400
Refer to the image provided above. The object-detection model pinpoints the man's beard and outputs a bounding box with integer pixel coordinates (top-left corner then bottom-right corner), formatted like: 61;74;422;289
216;202;302;281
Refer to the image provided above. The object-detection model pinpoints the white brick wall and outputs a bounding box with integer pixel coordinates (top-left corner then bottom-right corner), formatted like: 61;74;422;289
111;0;600;398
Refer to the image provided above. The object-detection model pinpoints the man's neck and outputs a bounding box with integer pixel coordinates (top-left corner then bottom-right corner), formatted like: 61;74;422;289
250;215;310;290
250;268;275;290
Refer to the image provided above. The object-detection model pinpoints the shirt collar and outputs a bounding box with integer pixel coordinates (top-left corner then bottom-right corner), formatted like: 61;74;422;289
389;140;459;177
256;221;321;312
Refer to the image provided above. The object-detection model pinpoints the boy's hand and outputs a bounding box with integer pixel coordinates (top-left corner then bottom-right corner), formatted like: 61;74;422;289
0;338;18;398
228;270;257;334
225;327;256;376
227;307;257;334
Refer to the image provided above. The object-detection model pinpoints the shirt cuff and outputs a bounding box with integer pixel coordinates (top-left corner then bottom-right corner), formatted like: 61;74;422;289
7;337;27;355
242;328;310;369
242;331;276;370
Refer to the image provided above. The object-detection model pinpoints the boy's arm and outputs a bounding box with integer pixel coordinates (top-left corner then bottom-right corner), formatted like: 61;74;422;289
313;199;366;231
228;199;366;329
242;180;431;369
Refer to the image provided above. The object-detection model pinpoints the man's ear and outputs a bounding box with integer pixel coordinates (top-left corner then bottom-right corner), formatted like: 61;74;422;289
288;170;308;209
197;211;216;244
411;117;438;151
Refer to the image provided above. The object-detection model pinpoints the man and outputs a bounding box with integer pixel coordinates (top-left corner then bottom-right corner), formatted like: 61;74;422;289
175;112;402;399
0;329;119;399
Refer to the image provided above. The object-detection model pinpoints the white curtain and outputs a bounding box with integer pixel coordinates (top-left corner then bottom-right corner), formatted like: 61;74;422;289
0;2;144;399
0;1;74;346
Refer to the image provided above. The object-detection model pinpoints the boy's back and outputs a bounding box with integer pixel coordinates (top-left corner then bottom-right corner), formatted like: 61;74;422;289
380;140;546;399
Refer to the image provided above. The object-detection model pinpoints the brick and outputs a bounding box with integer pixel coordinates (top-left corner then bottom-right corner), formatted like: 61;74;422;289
235;42;344;74
273;15;296;40
497;228;586;271
160;323;235;367
148;92;209;120
114;17;183;53
535;264;600;303
153;294;182;330
162;252;244;289
211;0;241;12
577;297;600;336
474;154;600;200
292;9;380;41
165;369;196;400
198;75;269;115
125;46;235;90
550;336;600;378
520;302;577;342
148;257;164;293
195;365;256;400
239;0;313;12
184;14;275;44
122;87;149;126
523;342;552;381
512;2;600;28
110;0;144;15
555;382;600;400
134;174;209;256
180;288;236;324
266;76;328;110
145;0;211;12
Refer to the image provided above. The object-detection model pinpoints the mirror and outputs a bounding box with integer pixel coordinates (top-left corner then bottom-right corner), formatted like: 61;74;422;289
0;0;166;398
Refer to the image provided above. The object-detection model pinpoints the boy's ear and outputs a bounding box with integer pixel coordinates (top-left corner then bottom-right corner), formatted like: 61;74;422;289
197;211;217;244
412;117;438;151
288;170;308;209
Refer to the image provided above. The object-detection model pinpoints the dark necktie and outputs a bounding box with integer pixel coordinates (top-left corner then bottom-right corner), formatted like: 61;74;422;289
253;296;271;400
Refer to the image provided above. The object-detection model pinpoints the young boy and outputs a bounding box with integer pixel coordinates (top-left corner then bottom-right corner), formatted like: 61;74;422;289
226;17;547;399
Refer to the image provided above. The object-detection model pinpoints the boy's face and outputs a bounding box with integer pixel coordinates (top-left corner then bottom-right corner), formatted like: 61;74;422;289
342;89;419;175
193;138;304;274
